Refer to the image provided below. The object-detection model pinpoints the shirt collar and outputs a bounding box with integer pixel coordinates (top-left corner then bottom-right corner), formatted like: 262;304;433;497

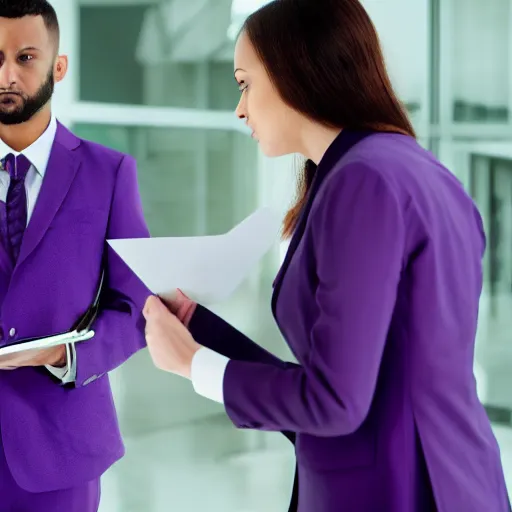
0;115;57;177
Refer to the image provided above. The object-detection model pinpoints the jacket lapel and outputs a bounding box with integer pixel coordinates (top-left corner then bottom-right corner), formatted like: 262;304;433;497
16;122;82;269
271;129;374;316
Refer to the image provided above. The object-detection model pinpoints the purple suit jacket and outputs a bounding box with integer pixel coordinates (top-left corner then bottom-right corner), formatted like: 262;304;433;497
0;122;151;492
189;129;510;511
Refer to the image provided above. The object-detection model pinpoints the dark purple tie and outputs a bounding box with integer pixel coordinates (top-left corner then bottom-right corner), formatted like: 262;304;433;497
3;153;31;263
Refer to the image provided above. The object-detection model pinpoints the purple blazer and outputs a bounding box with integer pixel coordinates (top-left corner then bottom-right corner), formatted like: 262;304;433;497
189;129;510;511
0;122;151;492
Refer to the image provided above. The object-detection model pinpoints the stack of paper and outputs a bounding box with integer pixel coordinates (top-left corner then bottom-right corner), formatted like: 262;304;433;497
107;207;282;304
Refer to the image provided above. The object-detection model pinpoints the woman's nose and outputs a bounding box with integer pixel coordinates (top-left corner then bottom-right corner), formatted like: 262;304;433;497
235;96;247;119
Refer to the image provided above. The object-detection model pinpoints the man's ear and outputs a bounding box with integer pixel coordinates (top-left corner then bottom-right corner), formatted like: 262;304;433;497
54;55;68;83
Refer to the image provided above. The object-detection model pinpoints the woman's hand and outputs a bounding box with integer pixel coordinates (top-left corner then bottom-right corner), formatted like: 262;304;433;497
143;295;202;379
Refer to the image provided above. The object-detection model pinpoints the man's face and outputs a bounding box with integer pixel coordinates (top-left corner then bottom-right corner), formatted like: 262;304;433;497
0;15;67;125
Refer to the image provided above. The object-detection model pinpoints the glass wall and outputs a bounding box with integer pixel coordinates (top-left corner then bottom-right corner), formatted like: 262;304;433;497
433;0;512;424
450;0;510;123
466;152;512;415
72;124;259;236
79;2;239;110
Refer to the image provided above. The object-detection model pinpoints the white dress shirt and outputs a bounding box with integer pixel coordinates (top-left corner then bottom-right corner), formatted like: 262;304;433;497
0;115;76;384
191;347;230;403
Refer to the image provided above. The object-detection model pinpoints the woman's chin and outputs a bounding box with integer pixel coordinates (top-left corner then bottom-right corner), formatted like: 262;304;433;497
259;142;290;158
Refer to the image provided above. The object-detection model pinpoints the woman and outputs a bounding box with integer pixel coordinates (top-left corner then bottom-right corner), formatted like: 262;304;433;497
142;0;510;510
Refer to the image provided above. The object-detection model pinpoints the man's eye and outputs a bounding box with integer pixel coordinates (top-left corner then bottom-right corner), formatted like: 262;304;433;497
19;55;33;62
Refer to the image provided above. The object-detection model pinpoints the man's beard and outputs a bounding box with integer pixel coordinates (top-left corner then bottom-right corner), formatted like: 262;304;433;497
0;68;54;125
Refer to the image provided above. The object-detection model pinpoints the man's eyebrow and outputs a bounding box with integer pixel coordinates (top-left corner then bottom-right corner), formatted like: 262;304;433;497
19;46;41;52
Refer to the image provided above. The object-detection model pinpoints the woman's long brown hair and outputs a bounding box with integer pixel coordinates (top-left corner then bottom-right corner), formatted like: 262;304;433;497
243;0;416;238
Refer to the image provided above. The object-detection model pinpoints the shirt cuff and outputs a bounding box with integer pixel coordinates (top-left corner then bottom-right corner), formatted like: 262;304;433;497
45;343;77;384
191;347;229;404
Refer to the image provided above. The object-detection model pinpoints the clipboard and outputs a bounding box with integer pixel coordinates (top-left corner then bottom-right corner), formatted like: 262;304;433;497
0;270;105;357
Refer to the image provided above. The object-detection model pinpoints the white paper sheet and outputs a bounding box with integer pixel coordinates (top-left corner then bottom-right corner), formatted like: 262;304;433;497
107;207;282;305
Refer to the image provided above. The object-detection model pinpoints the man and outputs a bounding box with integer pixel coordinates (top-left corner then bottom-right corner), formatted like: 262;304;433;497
0;1;150;510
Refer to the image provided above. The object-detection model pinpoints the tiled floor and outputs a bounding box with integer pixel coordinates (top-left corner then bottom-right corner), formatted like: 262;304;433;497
98;414;296;512
495;425;512;498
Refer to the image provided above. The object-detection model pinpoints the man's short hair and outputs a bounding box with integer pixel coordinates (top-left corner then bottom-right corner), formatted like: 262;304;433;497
0;0;60;48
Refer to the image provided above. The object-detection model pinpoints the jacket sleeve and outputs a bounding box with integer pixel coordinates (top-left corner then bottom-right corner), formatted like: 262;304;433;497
73;155;151;387
189;304;290;368
219;164;405;437
188;304;297;444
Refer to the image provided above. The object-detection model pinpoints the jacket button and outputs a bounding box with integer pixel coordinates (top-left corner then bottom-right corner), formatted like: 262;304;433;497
9;328;16;337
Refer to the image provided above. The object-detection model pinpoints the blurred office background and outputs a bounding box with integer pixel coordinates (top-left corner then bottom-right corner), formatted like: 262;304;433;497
47;0;512;509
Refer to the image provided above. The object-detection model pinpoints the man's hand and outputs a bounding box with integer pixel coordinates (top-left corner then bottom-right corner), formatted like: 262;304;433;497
0;345;67;370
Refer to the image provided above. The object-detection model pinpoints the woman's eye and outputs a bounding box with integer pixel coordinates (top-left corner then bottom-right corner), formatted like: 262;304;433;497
238;82;248;92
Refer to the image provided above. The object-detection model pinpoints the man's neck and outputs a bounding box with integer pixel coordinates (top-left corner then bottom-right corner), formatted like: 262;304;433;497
0;108;52;152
